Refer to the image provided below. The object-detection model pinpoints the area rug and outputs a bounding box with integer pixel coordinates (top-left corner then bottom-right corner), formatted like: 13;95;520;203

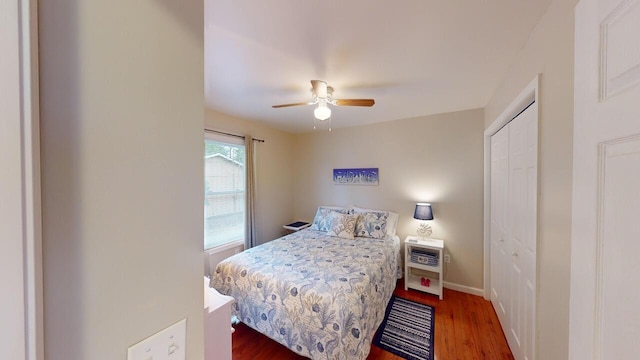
372;295;435;360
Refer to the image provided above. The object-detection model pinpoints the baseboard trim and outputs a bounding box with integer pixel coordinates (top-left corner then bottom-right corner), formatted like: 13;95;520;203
443;281;484;297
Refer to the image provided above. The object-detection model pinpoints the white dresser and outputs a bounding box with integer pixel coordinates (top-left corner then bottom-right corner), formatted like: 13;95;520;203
204;277;234;360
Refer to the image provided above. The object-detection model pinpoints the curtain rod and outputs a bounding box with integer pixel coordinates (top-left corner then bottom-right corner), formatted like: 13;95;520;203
204;128;265;143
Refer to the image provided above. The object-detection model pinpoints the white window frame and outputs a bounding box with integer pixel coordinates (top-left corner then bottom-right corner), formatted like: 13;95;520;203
204;132;246;251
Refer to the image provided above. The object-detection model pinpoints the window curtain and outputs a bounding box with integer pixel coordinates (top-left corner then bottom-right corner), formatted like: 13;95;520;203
244;135;257;249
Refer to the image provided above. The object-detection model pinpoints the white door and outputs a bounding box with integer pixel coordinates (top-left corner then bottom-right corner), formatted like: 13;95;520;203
490;102;537;360
491;123;510;330
569;0;640;359
507;104;537;360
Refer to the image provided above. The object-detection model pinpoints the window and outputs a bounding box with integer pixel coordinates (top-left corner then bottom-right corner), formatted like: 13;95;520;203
204;134;245;250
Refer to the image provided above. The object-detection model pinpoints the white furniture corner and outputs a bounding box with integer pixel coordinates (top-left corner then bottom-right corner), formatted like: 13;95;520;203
404;236;444;300
204;277;234;360
283;221;311;234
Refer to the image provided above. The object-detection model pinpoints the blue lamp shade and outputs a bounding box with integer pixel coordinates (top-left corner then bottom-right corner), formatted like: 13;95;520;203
413;203;434;221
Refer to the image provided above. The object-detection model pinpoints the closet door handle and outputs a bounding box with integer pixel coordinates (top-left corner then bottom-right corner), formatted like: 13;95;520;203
512;251;519;257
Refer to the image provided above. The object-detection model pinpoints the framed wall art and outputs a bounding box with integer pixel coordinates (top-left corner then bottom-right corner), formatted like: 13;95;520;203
333;168;379;185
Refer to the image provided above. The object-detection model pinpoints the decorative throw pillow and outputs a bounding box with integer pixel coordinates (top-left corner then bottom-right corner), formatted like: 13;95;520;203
310;206;352;231
353;206;399;238
354;211;388;239
325;212;358;240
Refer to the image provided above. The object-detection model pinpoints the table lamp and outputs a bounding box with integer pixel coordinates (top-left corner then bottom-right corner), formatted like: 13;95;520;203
414;203;434;239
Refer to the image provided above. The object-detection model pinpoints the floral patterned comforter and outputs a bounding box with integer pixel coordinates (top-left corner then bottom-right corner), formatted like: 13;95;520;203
210;229;400;360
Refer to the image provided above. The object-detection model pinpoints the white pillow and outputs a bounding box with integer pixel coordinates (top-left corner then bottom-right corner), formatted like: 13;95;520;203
353;206;399;238
310;206;353;231
321;205;353;213
325;212;358;240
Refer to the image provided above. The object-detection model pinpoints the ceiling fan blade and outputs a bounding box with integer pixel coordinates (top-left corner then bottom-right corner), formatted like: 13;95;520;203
311;80;328;98
334;99;375;107
272;102;313;108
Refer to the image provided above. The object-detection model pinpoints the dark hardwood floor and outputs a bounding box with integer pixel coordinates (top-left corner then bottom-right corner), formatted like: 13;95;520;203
231;279;514;360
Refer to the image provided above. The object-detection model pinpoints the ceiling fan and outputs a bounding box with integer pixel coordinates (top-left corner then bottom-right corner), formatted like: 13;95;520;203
272;80;375;121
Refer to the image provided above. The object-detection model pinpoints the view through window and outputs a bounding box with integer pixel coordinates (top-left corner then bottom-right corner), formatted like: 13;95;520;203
204;136;245;250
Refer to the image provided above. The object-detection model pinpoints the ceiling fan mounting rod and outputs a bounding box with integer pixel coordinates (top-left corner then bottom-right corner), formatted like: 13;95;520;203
312;85;333;105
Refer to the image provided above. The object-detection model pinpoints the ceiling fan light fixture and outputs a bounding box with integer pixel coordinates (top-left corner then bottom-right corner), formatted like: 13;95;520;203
272;80;374;128
314;103;331;120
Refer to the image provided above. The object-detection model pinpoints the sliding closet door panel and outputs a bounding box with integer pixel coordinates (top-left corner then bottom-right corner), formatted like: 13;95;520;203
490;100;538;360
508;113;525;359
523;105;538;360
508;104;538;360
490;124;510;330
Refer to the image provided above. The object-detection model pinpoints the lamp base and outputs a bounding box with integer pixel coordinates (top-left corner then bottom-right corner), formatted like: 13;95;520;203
416;223;432;239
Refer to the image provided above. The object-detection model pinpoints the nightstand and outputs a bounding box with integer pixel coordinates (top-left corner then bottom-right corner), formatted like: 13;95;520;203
283;221;311;233
404;236;444;300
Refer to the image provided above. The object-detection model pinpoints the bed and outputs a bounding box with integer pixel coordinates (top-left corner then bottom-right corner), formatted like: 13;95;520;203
210;206;401;360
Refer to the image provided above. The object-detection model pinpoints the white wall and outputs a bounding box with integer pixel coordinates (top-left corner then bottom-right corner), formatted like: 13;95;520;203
205;109;296;246
1;0;26;358
484;0;577;358
39;1;205;359
292;109;485;290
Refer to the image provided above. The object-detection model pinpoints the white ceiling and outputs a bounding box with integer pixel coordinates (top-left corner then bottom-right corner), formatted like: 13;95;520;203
205;0;552;133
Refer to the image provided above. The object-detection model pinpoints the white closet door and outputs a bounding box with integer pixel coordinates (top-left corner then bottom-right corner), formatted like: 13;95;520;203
490;124;510;330
507;104;537;360
490;102;537;360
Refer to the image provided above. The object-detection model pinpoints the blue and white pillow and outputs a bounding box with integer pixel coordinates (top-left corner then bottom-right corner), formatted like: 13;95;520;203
353;206;399;238
325;212;358;240
354;211;388;239
310;206;352;231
